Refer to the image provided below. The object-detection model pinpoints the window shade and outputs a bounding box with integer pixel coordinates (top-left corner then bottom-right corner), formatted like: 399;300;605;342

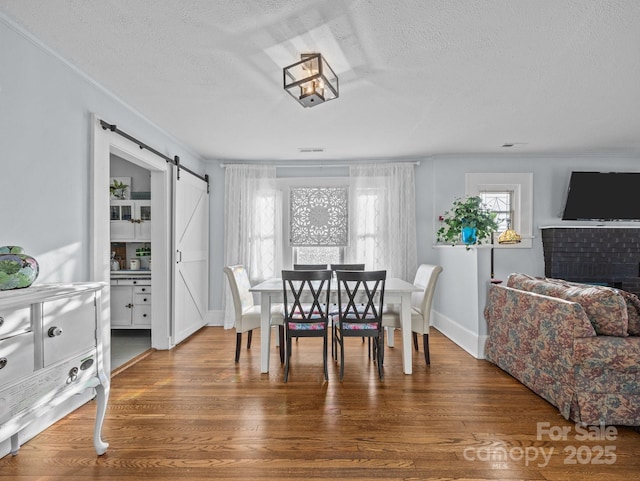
289;187;348;247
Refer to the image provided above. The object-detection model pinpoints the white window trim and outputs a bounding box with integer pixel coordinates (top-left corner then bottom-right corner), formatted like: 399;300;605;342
465;172;533;249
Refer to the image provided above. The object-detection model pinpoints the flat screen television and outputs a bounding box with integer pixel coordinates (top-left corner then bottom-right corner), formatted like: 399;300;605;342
562;171;640;221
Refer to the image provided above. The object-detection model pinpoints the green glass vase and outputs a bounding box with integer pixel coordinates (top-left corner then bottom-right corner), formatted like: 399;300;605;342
0;246;39;290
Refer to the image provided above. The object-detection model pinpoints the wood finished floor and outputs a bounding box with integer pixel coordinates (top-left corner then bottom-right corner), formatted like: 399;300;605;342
1;327;638;480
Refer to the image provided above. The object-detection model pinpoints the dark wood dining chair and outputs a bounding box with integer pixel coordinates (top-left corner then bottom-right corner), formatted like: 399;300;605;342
281;269;332;382
329;264;366;355
293;264;328;270
329;263;365;272
333;270;386;381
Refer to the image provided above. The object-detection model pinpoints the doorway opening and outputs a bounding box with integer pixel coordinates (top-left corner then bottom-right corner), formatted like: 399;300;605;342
91;115;173;375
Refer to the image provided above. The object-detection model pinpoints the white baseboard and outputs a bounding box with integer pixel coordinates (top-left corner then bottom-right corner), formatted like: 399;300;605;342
432;310;487;359
207;309;225;327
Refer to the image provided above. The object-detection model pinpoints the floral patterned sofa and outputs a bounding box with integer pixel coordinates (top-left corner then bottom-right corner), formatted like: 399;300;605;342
484;273;640;426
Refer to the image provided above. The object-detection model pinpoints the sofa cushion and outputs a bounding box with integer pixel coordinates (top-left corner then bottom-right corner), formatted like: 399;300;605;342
574;336;640;372
507;274;629;337
618;289;640;336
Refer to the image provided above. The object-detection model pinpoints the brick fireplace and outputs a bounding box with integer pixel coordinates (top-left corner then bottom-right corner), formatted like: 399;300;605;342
541;226;640;296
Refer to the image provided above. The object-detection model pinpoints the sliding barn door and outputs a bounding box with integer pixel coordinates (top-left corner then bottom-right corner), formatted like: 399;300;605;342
172;167;209;345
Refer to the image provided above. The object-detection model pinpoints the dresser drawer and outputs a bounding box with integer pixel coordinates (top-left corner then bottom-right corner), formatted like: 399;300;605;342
0;332;35;388
114;279;150;287
42;293;96;367
134;293;151;305
0;307;31;340
133;285;150;295
132;305;151;326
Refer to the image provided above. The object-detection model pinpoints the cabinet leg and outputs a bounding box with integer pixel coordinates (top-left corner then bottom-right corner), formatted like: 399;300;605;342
10;432;20;455
93;373;110;455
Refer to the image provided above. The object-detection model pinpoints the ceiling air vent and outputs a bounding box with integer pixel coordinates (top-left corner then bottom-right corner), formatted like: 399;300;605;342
298;147;325;153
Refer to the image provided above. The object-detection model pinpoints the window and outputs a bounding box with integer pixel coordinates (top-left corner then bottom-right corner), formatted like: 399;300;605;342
352;186;384;270
248;190;280;280
466;173;533;248
479;191;513;232
294;246;342;265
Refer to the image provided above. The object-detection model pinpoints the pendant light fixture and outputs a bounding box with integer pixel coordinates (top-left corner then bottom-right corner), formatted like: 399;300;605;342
283;53;339;108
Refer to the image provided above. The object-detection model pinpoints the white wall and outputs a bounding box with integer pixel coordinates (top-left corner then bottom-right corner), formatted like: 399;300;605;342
0;13;207;458
110;154;151;192
424;154;640;282
0;15;204;285
206;154;640;318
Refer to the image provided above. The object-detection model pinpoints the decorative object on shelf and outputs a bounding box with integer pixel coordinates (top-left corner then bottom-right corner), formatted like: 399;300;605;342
461;226;478;245
0;245;39;290
109;177;131;200
498;224;522;244
110;251;120;271
437;196;499;250
283;53;339;108
131;191;151;200
135;245;151;257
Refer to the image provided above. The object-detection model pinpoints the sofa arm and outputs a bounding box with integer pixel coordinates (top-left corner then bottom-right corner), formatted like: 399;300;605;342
485;284;597;345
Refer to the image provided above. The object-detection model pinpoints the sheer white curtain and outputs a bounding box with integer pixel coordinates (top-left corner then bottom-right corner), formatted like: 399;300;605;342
223;164;281;328
347;163;417;280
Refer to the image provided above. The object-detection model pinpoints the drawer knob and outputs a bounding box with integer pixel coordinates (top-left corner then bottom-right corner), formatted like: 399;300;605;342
0;357;7;370
0;317;4;327
48;326;63;337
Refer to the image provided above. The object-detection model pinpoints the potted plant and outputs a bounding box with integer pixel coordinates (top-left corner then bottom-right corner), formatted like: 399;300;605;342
437;195;499;249
109;179;129;200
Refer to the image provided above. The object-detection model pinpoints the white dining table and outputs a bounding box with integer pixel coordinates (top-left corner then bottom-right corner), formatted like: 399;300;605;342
250;277;422;375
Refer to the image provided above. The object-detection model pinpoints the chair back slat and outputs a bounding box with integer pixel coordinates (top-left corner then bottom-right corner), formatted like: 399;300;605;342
293;264;328;271
336;270;386;326
282;269;332;322
330;263;365;272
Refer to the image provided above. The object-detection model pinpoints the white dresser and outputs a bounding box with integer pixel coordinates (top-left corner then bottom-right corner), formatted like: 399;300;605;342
0;282;109;456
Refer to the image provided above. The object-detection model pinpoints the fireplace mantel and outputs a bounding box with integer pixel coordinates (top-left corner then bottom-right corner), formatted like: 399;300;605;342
540;224;640;229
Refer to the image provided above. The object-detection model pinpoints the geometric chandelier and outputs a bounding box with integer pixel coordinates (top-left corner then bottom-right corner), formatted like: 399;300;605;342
283;53;339;108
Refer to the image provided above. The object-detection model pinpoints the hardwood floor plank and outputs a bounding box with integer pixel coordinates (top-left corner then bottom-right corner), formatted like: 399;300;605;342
0;327;637;480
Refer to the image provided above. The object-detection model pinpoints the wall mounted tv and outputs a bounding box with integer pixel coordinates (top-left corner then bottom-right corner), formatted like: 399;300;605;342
562;171;640;221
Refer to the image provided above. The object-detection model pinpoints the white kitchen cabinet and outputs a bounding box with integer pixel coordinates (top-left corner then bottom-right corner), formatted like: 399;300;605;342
0;283;108;457
110;200;151;241
110;278;151;328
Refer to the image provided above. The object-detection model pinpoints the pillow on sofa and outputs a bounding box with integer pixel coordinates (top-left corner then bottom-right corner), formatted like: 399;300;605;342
507;273;629;337
617;289;640;336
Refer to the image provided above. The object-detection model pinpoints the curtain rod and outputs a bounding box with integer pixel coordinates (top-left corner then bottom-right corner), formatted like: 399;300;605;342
219;160;420;168
100;120;209;191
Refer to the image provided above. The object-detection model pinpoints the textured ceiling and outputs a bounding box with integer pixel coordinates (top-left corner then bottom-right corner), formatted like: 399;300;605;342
1;0;639;162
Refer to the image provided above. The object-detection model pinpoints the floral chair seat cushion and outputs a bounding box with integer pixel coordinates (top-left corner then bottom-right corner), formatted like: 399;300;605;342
287;320;327;330
331;313;378;330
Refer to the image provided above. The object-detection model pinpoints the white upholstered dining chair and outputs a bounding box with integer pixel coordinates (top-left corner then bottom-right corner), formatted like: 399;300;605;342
382;264;442;365
224;265;284;363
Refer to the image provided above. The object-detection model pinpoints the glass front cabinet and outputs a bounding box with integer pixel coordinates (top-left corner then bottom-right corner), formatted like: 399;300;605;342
110;200;151;241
